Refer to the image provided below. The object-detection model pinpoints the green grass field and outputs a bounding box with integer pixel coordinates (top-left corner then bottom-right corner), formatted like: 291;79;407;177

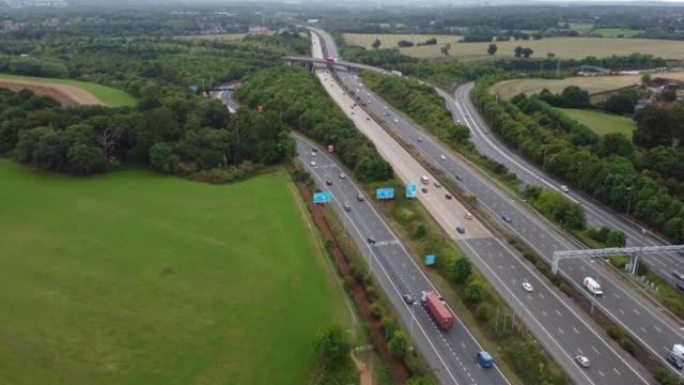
175;33;246;41
343;33;684;61
0;161;353;385
569;23;594;34
555;107;636;138
0;73;136;108
592;28;643;38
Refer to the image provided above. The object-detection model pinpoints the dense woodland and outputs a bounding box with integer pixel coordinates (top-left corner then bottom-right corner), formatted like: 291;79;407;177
473;78;684;242
238;67;393;183
0;32;315;182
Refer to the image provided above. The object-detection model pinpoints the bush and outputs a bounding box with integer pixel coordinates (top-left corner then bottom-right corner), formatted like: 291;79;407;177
475;303;493;322
388;330;410;358
314;324;351;366
465;279;486;304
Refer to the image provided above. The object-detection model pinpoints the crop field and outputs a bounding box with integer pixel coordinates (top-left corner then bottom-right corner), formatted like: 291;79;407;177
554;107;636;138
344;33;684;61
344;33;463;58
490;71;684;100
0;73;136;108
0;161;353;385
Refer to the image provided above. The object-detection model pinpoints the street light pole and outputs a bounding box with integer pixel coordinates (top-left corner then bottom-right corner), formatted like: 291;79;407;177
626;186;634;217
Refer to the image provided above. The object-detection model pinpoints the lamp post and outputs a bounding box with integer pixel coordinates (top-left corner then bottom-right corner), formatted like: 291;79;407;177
626;186;634;217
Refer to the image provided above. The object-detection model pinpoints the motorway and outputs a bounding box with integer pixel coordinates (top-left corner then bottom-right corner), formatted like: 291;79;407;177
295;134;511;385
311;30;652;385
449;82;684;287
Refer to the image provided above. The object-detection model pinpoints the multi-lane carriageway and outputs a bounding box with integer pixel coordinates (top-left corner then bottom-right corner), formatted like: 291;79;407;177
310;30;652;385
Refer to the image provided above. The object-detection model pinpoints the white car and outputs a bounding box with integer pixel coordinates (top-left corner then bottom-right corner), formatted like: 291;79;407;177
393;118;399;123
440;154;446;160
575;355;590;368
310;160;316;166
560;185;569;193
522;281;533;292
465;212;473;220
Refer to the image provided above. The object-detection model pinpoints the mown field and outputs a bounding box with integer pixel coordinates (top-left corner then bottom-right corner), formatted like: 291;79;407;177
175;33;246;41
490;71;684;100
343;33;684;61
554;107;636;138
592;28;643;38
0;161;353;385
0;73;136;108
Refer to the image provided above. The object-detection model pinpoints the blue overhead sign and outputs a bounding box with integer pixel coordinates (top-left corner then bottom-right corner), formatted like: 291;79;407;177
406;183;417;198
425;255;436;266
190;85;198;94
313;192;332;204
376;187;395;200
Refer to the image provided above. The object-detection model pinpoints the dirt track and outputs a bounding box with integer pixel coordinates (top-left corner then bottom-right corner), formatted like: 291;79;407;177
0;79;103;107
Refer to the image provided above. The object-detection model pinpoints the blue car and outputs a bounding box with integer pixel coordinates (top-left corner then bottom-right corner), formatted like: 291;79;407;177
477;351;494;368
501;215;512;223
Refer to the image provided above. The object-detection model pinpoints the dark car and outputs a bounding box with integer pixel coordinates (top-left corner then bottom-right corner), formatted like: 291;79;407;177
455;175;463;181
357;194;365;202
326;179;333;186
421;187;428;193
445;193;452;200
501;215;512;223
673;271;684;280
456;226;466;234
402;294;415;305
367;237;376;245
677;282;684;292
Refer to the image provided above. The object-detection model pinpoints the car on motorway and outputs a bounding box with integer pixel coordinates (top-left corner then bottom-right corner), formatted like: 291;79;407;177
677;282;684;292
440;154;446;160
311;151;316;156
366;117;370;121
417;137;423;142
673;271;684;280
343;202;351;212
420;176;429;185
522;281;533;292
310;160;316;166
456;226;466;234
357;194;364;202
339;173;346;179
312;147;318;153
575;355;590;368
455;175;463;181
560;185;570;193
445;193;452;200
434;182;441;188
421;187;428;193
465;212;473;220
476;351;494;368
367;237;376;245
501;214;512;223
393;118;399;123
402;294;415;305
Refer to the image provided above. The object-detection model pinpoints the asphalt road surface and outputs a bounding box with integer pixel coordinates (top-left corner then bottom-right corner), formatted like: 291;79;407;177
336;67;684;377
449;82;684;287
295;134;512;385
310;31;653;385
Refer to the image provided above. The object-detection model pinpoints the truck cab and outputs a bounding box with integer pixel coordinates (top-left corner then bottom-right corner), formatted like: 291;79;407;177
583;277;603;296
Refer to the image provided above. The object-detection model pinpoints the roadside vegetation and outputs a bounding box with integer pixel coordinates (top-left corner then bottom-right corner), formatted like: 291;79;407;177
0;162;355;385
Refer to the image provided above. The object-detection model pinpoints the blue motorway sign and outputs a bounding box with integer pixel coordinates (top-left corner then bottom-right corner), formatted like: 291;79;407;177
189;85;198;94
406;183;417;199
313;192;332;204
376;187;395;200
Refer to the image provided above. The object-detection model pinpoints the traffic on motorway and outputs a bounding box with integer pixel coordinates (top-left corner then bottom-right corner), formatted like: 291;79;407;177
310;30;652;385
295;133;511;385
449;82;684;288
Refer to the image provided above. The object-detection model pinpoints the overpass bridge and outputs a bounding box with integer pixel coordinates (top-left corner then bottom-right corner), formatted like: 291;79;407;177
282;56;389;75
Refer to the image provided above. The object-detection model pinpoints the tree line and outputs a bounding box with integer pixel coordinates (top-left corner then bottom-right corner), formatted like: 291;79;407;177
473;78;684;242
237;67;393;183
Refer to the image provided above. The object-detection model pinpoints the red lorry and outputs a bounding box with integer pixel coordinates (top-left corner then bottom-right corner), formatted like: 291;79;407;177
325;56;337;64
422;291;454;331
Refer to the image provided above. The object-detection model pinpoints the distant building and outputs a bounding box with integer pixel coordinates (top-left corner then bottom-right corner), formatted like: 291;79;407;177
247;26;272;36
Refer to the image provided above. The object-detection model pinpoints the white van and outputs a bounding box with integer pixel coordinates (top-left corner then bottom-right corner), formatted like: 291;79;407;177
420;176;429;185
583;277;603;296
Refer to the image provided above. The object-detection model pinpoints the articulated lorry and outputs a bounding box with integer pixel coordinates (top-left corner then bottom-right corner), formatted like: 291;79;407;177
421;291;454;331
